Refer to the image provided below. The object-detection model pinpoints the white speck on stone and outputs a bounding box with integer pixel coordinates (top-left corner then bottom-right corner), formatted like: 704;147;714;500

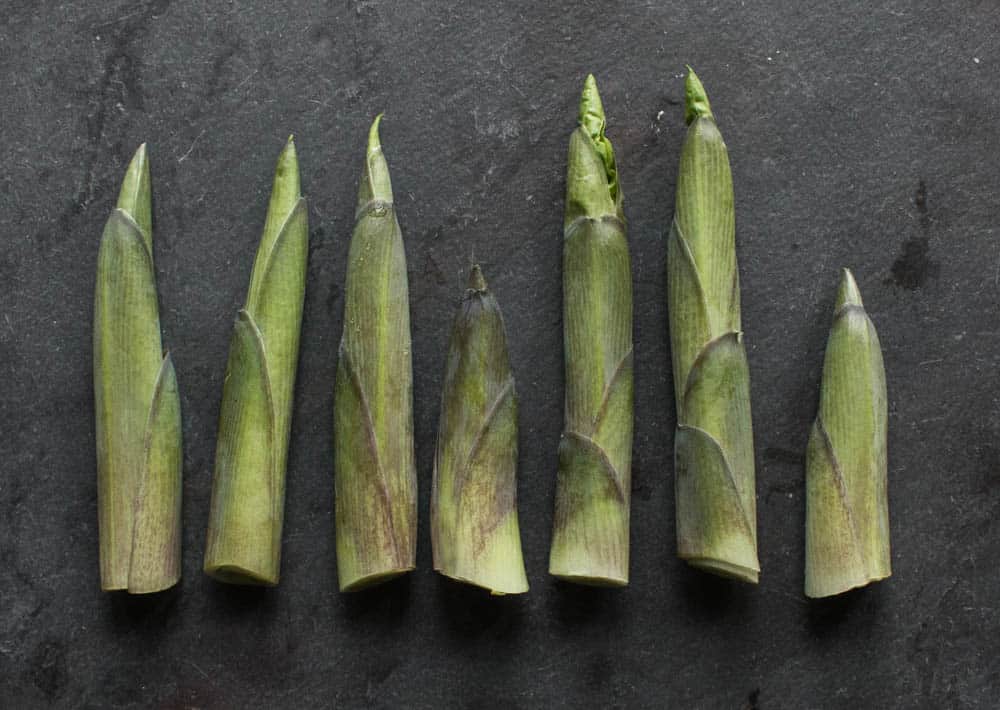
767;56;773;61
656;110;664;121
973;57;980;64
478;117;520;141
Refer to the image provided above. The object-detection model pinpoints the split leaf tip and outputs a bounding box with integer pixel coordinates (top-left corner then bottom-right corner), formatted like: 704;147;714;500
684;66;713;124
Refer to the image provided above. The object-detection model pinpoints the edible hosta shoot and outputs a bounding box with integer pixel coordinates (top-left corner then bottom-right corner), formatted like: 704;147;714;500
94;144;182;594
204;137;308;585
334;116;417;591
432;265;528;595
667;68;759;583
805;269;891;598
549;75;634;586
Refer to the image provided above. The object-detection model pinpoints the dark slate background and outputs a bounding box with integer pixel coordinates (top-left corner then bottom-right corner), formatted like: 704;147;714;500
2;1;998;708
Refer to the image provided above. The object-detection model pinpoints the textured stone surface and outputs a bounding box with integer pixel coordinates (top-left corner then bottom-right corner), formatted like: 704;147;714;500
2;1;999;707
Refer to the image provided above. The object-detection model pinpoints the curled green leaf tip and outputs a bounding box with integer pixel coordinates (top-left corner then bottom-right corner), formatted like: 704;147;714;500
684;66;713;124
578;74;605;137
834;268;864;310
578;74;619;203
368;113;384;157
359;114;393;208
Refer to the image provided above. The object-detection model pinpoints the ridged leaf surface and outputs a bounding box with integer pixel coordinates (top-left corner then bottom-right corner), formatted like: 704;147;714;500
432;268;527;594
805;270;890;597
129;355;182;593
94;144;182;593
204;139;307;586
549;76;633;586
334;118;417;591
668;69;759;583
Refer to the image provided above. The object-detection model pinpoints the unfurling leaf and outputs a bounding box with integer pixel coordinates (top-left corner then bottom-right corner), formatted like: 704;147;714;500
549;75;634;586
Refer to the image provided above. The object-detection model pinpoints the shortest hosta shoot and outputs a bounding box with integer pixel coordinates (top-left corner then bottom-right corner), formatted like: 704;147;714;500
805;269;891;598
204;137;309;586
431;265;528;595
94;144;182;594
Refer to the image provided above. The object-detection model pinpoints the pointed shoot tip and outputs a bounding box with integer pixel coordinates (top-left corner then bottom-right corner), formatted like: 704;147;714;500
367;114;384;157
280;134;298;163
266;135;301;210
684;66;713;124
358;114;393;207
127;142;149;175
578;73;606;128
468;263;487;292
116;143;152;242
834;268;864;310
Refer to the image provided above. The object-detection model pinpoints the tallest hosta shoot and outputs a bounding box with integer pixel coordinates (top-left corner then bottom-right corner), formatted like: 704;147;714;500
334;116;417;592
549;75;634;586
94;145;182;593
667;68;759;583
